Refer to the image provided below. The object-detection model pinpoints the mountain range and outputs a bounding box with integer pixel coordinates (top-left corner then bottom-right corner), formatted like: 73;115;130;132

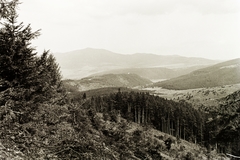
92;66;209;82
54;48;219;80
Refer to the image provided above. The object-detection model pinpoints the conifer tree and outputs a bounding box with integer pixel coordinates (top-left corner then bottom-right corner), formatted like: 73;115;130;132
0;0;63;120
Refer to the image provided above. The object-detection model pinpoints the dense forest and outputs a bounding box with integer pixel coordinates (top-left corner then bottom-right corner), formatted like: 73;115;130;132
205;90;240;156
0;0;239;159
80;90;205;144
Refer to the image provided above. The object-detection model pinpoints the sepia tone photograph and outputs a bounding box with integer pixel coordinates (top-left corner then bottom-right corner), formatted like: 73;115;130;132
0;0;239;159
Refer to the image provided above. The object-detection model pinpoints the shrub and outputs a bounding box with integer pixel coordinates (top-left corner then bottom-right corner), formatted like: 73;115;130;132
103;112;111;121
185;152;194;160
148;149;162;160
164;138;173;150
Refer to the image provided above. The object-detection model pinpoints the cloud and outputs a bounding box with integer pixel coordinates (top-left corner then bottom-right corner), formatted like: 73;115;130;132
80;0;240;18
183;0;240;14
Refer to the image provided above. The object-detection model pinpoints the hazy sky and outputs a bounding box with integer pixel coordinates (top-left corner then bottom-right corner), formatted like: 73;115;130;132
17;0;240;60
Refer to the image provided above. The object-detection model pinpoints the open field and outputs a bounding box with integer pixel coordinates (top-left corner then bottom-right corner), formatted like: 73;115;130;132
144;83;240;108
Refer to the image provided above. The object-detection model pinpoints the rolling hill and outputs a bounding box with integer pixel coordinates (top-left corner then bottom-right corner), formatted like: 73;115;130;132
54;48;219;79
92;65;210;82
154;58;240;90
64;73;152;91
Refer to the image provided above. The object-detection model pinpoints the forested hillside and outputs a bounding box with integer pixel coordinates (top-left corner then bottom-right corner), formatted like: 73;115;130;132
63;73;152;91
82;90;206;144
205;90;240;155
154;58;240;90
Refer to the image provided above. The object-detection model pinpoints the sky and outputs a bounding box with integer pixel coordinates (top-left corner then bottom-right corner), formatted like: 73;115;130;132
17;0;240;60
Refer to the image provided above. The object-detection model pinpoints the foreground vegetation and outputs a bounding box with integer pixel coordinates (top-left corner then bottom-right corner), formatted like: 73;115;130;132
0;100;213;159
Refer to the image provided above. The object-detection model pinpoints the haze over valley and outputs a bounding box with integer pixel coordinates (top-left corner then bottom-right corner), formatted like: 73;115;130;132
55;48;220;80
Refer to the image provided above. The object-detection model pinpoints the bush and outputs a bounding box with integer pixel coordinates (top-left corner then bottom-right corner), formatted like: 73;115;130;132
164;138;173;150
133;129;143;137
185;152;194;160
148;149;162;160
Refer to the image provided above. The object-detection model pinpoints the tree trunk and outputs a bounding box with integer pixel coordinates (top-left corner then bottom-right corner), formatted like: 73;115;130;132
161;118;164;132
167;116;170;134
183;124;185;140
145;108;148;124
175;118;179;138
134;106;137;123
200;123;203;145
128;104;131;112
179;123;181;139
171;120;174;136
142;107;145;124
138;107;141;124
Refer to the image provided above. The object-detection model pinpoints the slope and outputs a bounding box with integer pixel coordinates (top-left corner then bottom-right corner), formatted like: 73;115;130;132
206;90;240;156
64;73;152;91
146;83;240;109
154;58;240;90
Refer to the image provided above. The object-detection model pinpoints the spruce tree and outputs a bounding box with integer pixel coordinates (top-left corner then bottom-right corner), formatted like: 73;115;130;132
0;0;63;120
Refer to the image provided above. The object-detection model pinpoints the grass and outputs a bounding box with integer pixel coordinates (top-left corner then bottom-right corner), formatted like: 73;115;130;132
145;83;240;109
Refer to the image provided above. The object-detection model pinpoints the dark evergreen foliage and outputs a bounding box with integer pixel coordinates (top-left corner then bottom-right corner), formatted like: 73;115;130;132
0;0;64;116
165;138;172;150
206;90;240;156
